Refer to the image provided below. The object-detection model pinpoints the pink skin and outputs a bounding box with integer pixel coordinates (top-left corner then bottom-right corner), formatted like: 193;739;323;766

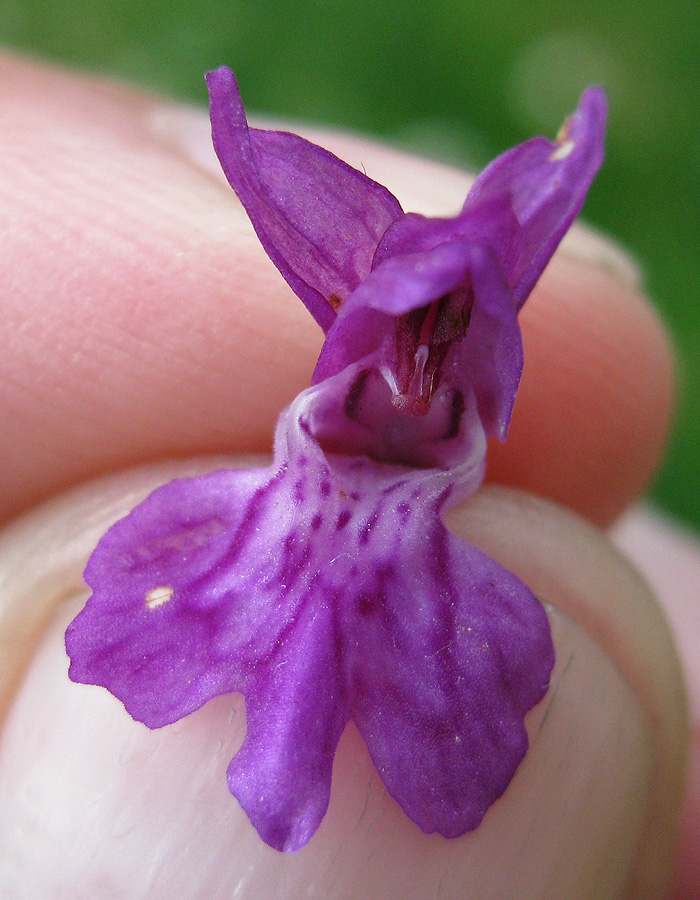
612;510;700;900
0;50;697;896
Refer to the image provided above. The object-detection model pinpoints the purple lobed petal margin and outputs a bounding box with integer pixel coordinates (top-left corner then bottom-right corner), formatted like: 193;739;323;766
67;389;554;851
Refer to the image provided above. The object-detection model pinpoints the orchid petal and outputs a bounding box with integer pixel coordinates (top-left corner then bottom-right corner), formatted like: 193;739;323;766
348;516;554;836
66;392;553;851
372;196;523;279
464;87;607;307
228;597;349;852
67;466;305;727
305;363;488;473
313;239;480;382
313;239;520;439
453;244;522;439
206;67;404;331
67;445;351;852
281;403;551;840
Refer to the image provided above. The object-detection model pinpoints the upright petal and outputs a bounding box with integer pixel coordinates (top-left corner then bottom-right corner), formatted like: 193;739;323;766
313;240;521;443
463;87;607;307
346;511;554;837
371;196;523;280
313;239;481;382
451;243;522;439
206;67;404;331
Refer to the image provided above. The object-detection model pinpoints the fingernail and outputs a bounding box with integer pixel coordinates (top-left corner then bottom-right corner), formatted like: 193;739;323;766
451;486;687;900
612;506;700;899
559;224;642;288
149;103;228;185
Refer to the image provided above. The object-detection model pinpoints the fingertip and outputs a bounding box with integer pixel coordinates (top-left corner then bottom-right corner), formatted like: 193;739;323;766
0;471;685;900
612;508;700;899
449;487;687;900
488;255;675;525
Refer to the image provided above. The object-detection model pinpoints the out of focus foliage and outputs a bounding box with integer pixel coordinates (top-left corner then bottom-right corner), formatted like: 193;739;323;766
2;0;698;527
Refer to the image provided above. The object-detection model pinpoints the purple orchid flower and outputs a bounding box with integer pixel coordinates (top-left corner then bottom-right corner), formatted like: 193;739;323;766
65;68;606;852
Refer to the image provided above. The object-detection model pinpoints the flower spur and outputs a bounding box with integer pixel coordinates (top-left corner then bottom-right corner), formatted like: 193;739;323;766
65;70;606;852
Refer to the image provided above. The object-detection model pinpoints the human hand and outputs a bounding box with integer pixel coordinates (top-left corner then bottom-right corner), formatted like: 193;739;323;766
0;51;693;899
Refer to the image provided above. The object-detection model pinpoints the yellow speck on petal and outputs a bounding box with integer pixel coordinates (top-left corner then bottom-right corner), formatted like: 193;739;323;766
550;138;575;161
145;586;174;609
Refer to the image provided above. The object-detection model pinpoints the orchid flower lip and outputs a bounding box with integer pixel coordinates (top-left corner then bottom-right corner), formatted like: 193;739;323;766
64;71;606;852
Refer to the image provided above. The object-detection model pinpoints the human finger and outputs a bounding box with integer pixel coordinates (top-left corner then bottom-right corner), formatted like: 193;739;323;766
612;508;700;898
0;464;685;899
0;52;673;528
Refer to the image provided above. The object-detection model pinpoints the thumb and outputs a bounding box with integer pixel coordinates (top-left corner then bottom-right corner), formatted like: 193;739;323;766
0;462;685;900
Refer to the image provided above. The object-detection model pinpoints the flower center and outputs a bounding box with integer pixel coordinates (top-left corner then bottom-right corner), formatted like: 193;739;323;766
391;290;472;416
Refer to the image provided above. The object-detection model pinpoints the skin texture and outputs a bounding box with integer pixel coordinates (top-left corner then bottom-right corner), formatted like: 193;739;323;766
0;50;695;898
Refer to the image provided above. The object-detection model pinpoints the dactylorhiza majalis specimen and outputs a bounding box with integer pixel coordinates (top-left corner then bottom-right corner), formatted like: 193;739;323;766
66;68;606;852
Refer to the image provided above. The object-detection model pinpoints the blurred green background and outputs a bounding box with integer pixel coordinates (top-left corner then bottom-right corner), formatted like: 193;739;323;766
2;0;698;529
